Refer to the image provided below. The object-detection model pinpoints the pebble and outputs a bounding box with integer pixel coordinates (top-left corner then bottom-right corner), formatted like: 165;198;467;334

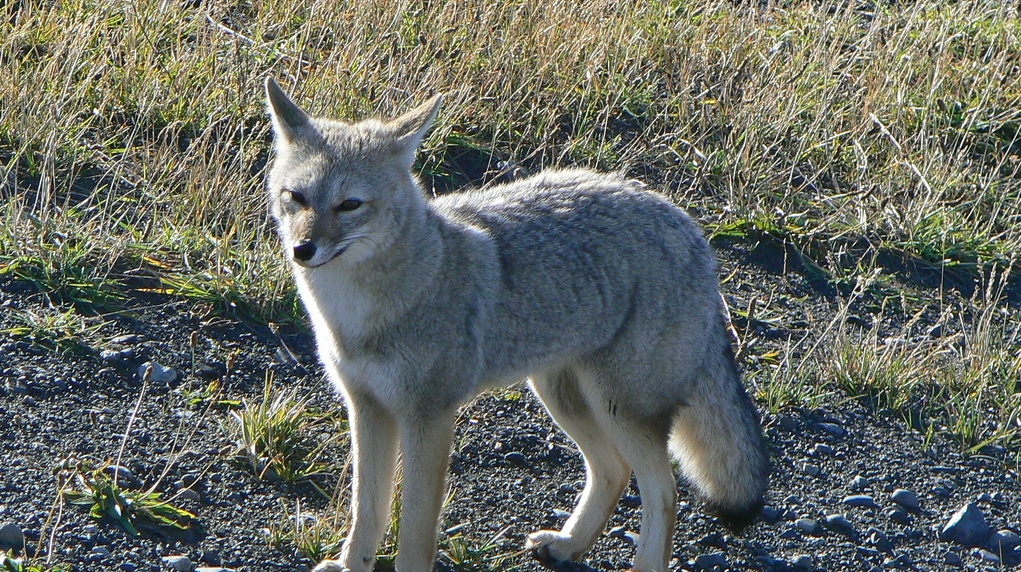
817;422;846;437
932;485;953;498
692;552;728;570
944;551;964;566
971;548;1000;564
163;555;192;571
557;483;576;495
809;443;833;457
139;362;177;385
759;505;781;523
824;514;854;537
940;503;991;547
120;564;138;572
795;518;823;536
991;529;1020;551
842;494;879;509
196;569;236;572
503;452;526;466
620;495;642;508
891;489;919;511
801;462;821;477
177;488;201;502
865;528;893;553
886;507;911;525
0;522;24;548
103;465;138;486
850;475;869;492
91;546;112;558
790;554;813;571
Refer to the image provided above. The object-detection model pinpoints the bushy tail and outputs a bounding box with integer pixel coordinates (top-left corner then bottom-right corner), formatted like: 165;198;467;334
668;332;769;530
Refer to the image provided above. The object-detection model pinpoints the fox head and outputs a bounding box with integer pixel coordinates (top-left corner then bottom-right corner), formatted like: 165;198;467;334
265;77;441;269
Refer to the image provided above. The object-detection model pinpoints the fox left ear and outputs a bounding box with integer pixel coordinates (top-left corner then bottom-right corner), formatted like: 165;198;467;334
266;77;311;144
388;94;443;168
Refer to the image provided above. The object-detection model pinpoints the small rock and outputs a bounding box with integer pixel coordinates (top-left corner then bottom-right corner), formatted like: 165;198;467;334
977;492;993;503
801;462;821;477
620;495;642;508
177;489;201;502
823;514;854;537
692;552;728;570
139;362;177;385
842;495;879;509
100;349;126;363
163;555;192;571
866;528;893;553
850;475;869;492
790;554;813;572
971;548;1000;564
196;569;236;572
557;483;577;495
795;518;823;536
932;485;953;498
817;422;846;437
886;507;912;525
760;505;781;523
121;564;138;572
194;362;225;380
91;546;112;558
809;443;833;457
697;532;727;548
103;465;138;486
940;503;991;547
622;531;639;546
891;489;919;511
944;551;964;566
551;509;570;519
0;522;25;549
608;526;627;539
777;415;798;431
503;452;526;466
992;529;1020;551
109;334;139;345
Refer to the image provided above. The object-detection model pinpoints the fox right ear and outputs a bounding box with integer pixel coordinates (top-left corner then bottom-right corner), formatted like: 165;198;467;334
266;77;310;143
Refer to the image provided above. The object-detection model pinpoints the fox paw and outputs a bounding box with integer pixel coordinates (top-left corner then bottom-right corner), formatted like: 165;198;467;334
312;560;350;572
526;530;582;565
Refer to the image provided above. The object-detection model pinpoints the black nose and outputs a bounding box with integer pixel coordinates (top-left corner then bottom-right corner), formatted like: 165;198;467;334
293;241;316;261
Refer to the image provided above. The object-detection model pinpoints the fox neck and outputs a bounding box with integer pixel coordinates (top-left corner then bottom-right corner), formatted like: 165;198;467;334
293;200;443;350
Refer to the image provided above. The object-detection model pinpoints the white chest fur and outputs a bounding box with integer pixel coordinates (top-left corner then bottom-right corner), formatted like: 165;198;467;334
293;264;404;407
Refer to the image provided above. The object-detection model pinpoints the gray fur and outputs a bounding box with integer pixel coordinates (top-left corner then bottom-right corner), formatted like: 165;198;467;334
264;77;768;572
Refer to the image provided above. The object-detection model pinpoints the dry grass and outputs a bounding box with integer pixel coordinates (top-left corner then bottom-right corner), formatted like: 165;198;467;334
2;0;1020;468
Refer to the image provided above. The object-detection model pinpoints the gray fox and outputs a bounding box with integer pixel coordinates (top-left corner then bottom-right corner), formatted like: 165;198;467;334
264;77;768;572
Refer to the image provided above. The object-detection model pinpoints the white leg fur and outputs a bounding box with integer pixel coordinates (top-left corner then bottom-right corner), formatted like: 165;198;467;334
526;374;631;563
394;412;456;572
322;393;398;572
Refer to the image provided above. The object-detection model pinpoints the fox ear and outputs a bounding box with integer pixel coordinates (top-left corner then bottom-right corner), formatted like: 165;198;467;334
266;77;311;143
388;94;442;168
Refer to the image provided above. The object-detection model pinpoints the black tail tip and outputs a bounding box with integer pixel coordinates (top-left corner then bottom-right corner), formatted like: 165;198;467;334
708;497;766;533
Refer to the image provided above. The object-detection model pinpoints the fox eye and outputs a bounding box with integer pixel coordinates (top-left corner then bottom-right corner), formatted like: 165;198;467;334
284;189;307;206
335;198;362;212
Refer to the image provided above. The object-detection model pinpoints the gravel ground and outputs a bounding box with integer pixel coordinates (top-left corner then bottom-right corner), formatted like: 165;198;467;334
1;241;1019;572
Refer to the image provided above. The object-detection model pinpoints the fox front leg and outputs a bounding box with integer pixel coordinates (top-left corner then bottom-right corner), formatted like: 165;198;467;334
394;411;456;572
317;392;399;572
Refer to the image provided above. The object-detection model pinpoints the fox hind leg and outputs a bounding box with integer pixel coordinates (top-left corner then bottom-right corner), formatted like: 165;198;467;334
527;369;631;564
604;422;677;572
